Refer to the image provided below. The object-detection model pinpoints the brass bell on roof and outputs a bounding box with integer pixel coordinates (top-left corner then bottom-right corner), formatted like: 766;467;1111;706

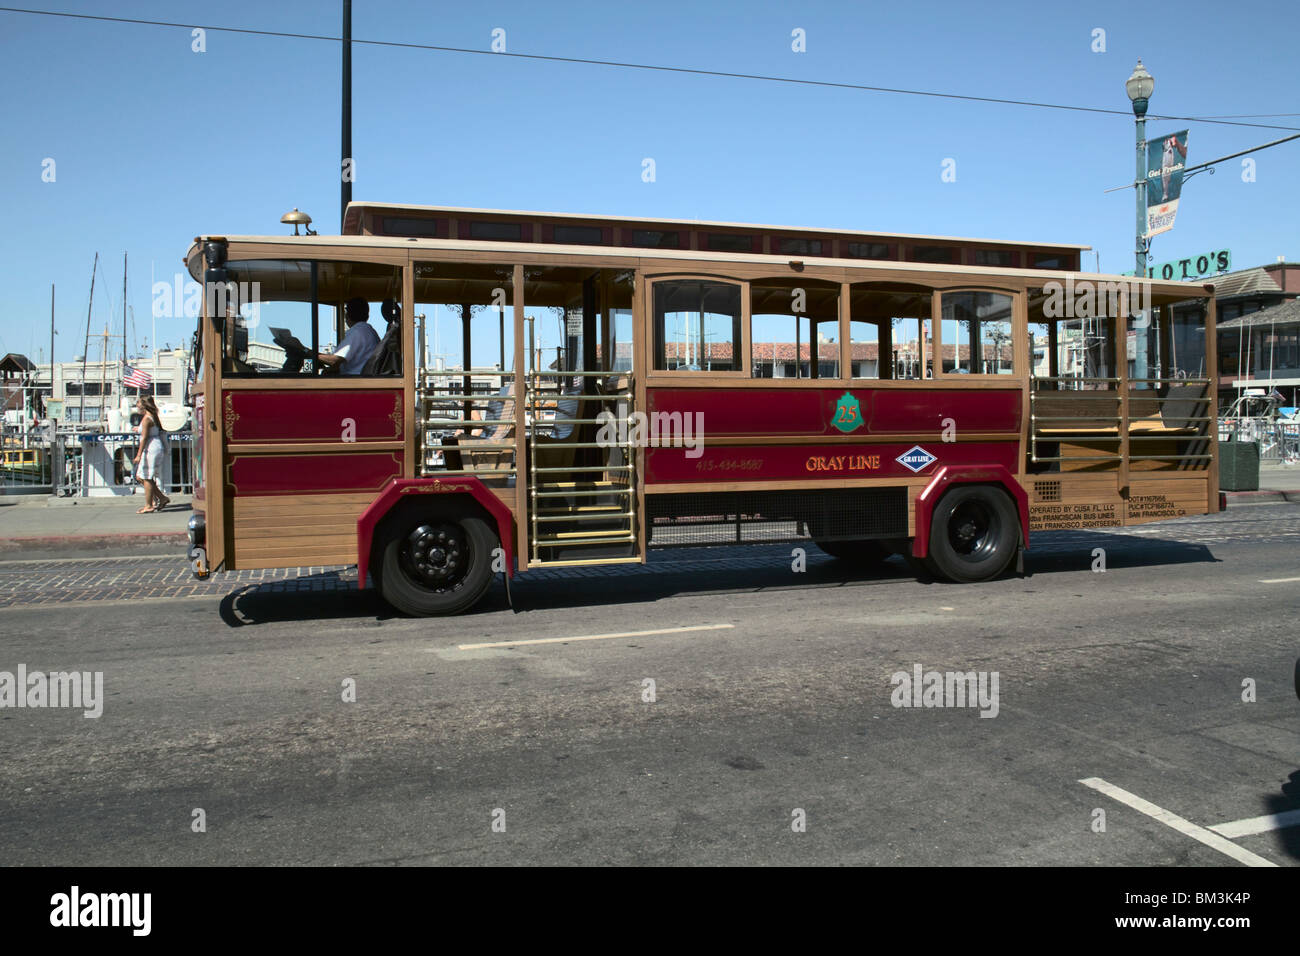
280;208;315;236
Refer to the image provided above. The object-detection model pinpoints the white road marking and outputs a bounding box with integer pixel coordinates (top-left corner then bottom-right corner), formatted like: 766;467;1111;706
457;623;735;651
1209;809;1300;839
1258;576;1300;584
1079;777;1277;867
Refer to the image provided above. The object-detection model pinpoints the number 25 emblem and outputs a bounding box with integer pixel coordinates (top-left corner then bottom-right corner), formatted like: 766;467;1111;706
833;391;863;433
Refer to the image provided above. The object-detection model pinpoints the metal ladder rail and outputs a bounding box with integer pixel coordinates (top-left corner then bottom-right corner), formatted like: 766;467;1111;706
526;370;637;564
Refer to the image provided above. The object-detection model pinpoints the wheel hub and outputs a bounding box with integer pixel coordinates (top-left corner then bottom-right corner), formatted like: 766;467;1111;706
402;524;468;590
948;501;994;558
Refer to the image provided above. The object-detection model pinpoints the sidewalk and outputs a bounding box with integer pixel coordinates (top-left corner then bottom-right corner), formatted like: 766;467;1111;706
0;492;193;555
1228;463;1300;504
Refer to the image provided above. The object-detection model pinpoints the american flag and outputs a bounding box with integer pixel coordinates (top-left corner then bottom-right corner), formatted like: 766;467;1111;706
122;363;152;389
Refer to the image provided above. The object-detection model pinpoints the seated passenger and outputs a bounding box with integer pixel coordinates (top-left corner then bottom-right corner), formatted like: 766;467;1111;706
482;382;514;438
551;375;583;440
359;299;402;376
317;298;380;374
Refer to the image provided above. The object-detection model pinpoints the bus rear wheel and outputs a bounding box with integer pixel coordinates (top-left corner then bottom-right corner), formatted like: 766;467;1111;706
814;539;891;564
925;485;1019;583
379;512;497;616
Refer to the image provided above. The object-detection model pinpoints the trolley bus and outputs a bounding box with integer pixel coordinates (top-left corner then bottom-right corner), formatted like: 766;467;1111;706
184;203;1219;615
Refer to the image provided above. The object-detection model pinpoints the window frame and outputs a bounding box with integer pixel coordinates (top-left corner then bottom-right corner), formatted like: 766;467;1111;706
748;276;843;382
645;275;749;379
933;286;1023;380
217;253;407;380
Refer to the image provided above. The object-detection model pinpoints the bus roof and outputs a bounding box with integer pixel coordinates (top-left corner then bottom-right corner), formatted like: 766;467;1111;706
188;232;1211;301
342;201;1091;255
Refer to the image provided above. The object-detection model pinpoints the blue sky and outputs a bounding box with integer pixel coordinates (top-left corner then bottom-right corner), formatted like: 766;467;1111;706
1;0;1296;365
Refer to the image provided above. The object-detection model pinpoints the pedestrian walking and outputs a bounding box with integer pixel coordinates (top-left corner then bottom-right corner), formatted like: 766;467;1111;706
132;395;171;513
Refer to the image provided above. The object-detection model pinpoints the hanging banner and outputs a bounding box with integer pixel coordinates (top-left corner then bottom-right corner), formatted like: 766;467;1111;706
1145;130;1188;238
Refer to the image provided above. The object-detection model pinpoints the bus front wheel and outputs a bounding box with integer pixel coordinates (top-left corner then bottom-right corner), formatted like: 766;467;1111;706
379;511;497;616
924;485;1019;583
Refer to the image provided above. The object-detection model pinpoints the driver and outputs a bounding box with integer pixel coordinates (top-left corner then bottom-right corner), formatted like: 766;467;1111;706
317;298;380;374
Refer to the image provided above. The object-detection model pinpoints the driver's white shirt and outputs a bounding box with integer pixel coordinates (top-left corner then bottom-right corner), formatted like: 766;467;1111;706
332;321;380;374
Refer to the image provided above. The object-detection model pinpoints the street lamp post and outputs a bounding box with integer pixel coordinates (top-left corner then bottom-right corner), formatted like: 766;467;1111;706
1126;59;1155;384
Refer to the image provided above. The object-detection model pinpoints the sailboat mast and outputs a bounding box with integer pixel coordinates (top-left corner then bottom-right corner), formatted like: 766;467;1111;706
49;284;55;430
122;252;128;370
80;252;98;427
99;326;110;426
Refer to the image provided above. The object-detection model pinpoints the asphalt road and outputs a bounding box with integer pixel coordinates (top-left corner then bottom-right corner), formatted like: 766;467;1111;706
1;503;1297;866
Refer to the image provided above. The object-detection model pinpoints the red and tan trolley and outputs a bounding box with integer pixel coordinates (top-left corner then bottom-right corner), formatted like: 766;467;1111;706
183;204;1219;614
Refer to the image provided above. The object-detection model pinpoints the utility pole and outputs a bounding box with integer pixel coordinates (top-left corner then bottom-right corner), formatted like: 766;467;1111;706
341;0;352;230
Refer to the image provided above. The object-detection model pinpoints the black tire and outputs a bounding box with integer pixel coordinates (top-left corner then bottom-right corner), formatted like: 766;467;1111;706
815;539;891;564
925;485;1019;583
378;511;498;616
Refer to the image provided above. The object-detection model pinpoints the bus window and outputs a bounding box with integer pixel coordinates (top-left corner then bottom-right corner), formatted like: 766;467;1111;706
605;270;636;373
653;280;741;372
891;317;930;380
850;284;933;380
219;260;401;376
942;291;1015;375
1168;305;1208;380
1028;286;1118;389
750;279;839;379
1127;306;1161;389
849;320;881;379
1028;320;1052;380
609;308;634;372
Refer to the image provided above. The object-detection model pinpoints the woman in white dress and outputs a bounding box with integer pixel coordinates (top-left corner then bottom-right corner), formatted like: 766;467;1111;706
132;395;171;513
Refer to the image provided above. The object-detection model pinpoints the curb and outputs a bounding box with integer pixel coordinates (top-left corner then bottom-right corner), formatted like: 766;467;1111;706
0;531;188;555
1223;489;1300;504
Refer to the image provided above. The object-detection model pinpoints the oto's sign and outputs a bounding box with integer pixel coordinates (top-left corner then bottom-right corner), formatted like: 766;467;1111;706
1125;249;1231;281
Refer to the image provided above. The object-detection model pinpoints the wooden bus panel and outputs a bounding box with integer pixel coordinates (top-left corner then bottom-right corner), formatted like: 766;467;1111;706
1124;475;1211;527
644;386;1022;436
220;385;405;570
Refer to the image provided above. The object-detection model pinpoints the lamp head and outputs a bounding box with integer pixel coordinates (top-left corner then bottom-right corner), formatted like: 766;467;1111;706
1126;59;1154;117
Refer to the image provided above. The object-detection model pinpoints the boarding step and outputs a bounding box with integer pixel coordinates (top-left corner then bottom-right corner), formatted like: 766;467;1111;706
531;541;638;564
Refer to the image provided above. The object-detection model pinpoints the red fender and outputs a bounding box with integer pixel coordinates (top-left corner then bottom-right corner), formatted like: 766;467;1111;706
912;465;1029;560
357;477;516;588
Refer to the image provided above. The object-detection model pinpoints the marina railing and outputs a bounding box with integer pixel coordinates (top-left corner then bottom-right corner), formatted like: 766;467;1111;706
1219;417;1300;463
0;431;194;497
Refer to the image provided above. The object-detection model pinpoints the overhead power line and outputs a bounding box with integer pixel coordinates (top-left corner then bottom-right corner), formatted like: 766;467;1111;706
2;5;1298;132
